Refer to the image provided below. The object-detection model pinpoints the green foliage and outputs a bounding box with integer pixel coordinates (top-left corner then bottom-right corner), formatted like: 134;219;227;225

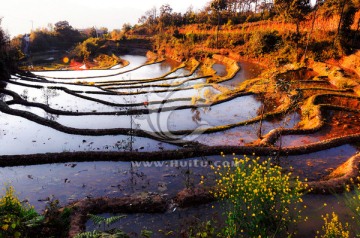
210;0;227;12
341;3;357;35
74;230;129;238
0;185;72;237
308;40;342;61
188;220;217;238
212;156;306;237
248;30;283;56
0;186;42;238
72;37;101;60
140;229;153;238
319;0;358;50
22;21;84;53
309;178;360;238
89;214;126;229
122;23;132;33
54;20;83;48
75;214;128;238
42;197;72;237
274;0;311;33
29;31;52;52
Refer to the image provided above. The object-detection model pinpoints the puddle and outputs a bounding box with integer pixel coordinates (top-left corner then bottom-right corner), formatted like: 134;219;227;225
104;85;201;94
199;96;261;125
297;193;359;238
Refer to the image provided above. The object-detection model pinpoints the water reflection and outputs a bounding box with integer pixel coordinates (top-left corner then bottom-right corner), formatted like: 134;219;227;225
0;112;179;155
0;93;13;102
0;155;223;210
221;61;263;87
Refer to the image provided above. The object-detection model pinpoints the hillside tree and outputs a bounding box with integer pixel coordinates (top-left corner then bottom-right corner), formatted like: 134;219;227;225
0;18;11;80
211;0;227;48
274;0;310;36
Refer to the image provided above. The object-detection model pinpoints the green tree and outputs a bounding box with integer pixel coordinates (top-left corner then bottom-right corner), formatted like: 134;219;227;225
122;23;132;33
29;30;52;52
89;27;97;38
184;6;197;24
54;20;82;48
274;0;310;36
138;7;158;27
72;37;100;60
211;0;227;48
0;18;12;81
320;0;359;47
159;4;173;30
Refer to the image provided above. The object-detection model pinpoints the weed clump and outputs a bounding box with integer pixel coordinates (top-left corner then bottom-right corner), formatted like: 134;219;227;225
0;186;42;238
212;156;306;237
316;212;350;238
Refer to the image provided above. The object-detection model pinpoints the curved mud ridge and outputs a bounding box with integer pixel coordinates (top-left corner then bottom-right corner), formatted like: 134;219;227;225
66;187;214;237
306;153;360;194
259;91;360;146
67;193;168;237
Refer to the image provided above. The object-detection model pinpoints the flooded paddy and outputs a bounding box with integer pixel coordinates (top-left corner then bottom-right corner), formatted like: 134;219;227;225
1;54;359;237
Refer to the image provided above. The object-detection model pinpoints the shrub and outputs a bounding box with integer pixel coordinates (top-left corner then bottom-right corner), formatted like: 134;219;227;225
308;40;341;61
343;179;360;234
0;186;42;238
230;33;245;47
72;37;101;60
212;156;305;237
248;30;282;56
41;197;72;237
